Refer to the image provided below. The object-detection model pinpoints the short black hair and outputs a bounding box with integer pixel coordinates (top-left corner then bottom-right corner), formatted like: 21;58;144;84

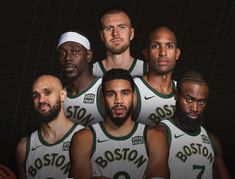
177;71;208;94
101;69;134;93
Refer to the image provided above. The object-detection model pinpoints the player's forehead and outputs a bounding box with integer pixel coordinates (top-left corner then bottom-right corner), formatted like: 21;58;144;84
150;27;177;44
102;12;131;26
105;79;132;91
180;82;209;98
32;75;62;92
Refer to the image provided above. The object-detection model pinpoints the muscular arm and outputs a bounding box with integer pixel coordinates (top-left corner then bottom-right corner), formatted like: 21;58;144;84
16;137;27;179
69;128;93;179
210;133;231;179
145;126;169;179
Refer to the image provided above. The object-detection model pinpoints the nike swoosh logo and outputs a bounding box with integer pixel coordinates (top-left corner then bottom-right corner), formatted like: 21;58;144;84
97;139;109;143
31;145;42;151
174;134;184;138
144;96;156;100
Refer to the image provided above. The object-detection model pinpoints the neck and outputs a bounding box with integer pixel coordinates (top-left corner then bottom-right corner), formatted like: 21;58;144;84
145;72;174;94
41;110;74;144
103;117;134;137
104;50;133;71
68;71;95;95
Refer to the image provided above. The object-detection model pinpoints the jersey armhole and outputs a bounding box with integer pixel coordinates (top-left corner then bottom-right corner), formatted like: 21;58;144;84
206;131;216;155
89;126;96;159
133;82;141;120
160;122;172;147
143;125;149;156
143;60;148;75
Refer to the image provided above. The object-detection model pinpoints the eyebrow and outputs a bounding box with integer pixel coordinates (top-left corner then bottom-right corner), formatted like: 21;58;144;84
187;95;207;101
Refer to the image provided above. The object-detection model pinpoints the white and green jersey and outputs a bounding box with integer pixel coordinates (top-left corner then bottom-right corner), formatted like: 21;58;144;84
92;58;148;77
64;77;105;126
25;124;83;179
90;122;149;179
161;119;215;179
134;77;177;126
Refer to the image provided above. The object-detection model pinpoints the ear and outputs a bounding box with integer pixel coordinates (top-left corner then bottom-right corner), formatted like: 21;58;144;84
100;30;104;42
133;89;137;112
142;48;148;60
176;48;181;61
86;49;93;63
130;28;134;40
60;89;67;102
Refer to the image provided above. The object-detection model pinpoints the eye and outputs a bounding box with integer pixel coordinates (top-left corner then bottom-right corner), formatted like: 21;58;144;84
151;43;160;49
166;44;174;49
122;90;131;96
73;50;80;55
198;100;206;105
32;93;39;100
118;25;126;30
104;26;114;32
185;97;192;103
58;50;66;58
44;89;51;96
106;92;115;97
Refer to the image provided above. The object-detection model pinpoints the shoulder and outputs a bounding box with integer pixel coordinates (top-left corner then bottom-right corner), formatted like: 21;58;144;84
72;127;93;140
206;131;222;155
17;137;27;151
147;124;168;142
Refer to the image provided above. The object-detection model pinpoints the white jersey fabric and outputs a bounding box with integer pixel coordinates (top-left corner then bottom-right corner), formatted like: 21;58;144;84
25;124;83;179
161;119;215;179
90;122;149;179
134;77;177;126
64;77;104;126
92;58;147;77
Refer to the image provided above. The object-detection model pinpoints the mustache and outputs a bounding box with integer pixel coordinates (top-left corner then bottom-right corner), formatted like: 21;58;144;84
111;37;123;41
112;105;126;109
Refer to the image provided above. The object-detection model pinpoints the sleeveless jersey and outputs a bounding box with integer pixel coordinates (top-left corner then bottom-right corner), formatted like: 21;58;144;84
92;58;148;77
64;77;104;126
25;124;83;179
134;77;177;126
161;119;215;179
90;122;149;179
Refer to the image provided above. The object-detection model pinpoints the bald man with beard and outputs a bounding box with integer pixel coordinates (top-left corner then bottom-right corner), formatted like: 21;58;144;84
16;75;83;179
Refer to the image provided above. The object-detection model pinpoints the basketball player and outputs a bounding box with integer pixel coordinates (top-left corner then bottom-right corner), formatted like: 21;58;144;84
92;8;148;77
154;71;231;179
57;30;104;126
16;75;83;179
134;26;180;126
69;69;169;179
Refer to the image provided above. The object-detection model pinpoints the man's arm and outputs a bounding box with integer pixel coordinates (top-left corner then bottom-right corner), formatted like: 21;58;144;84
210;133;231;179
145;125;169;179
69;128;93;179
16;137;27;179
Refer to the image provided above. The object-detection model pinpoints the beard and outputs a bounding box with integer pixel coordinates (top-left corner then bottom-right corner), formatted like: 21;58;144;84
105;104;133;127
175;101;205;133
37;100;61;123
106;42;129;55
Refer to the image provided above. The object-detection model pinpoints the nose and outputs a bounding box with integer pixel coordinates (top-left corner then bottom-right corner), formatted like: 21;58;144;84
190;102;199;112
159;46;166;56
38;94;46;103
112;27;120;37
114;93;123;105
65;52;73;62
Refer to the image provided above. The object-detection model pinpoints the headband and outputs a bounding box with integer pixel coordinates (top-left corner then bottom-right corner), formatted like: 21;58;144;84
57;31;90;50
